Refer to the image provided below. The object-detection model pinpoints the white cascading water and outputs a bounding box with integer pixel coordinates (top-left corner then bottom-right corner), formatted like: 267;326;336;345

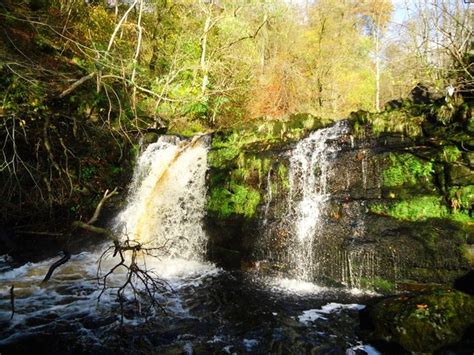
261;169;273;228
286;122;348;281
114;135;209;261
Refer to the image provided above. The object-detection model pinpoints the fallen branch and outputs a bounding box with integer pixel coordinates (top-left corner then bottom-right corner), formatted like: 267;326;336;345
42;251;71;283
10;285;14;320
37;188;172;321
97;237;172;324
72;221;118;241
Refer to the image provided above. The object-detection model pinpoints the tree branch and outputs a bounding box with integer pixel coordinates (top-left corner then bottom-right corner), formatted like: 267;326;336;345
72;221;118;241
41;188;119;283
221;15;268;50
87;188;118;225
59;72;96;98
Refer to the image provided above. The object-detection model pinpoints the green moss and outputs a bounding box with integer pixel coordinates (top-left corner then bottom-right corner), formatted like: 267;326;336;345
440;145;462;163
179;121;207;137
373;277;396;293
370;109;424;137
383;153;433;188
371;196;446;221
207;188;233;218
277;163;289;190
240;156;266;182
371;196;474;224
207;183;261;218
450;211;473;224
209;146;241;168
360;277;395;294
433;100;459;125
207;116;331;221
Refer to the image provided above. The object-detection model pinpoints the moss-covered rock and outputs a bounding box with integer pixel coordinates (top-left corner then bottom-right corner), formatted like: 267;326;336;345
207;183;261;218
370;197;473;223
367;289;474;353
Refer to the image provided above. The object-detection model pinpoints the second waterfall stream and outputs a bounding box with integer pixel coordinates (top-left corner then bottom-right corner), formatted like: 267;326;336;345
286;122;349;281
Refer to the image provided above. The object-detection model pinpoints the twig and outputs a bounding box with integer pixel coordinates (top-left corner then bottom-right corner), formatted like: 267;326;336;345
97;236;173;322
220;14;268;50
14;230;64;236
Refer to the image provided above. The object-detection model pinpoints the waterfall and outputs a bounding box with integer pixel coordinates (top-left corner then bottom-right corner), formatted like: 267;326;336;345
255;121;381;288
261;169;273;227
114;135;209;261
285;122;349;281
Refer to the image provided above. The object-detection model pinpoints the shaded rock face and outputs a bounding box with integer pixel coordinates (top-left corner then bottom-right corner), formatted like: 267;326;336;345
206;116;473;287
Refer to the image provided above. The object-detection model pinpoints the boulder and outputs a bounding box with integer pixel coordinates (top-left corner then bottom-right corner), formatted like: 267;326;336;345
365;289;474;353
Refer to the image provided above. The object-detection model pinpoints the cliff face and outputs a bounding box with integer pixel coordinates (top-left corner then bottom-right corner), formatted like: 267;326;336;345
205;96;474;288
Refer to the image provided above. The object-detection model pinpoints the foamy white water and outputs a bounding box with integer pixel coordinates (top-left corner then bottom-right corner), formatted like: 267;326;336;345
114;135;210;260
298;303;365;325
266;277;328;295
287;122;349;280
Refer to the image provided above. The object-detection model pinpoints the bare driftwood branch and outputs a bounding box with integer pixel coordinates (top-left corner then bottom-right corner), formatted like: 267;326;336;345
37;188;171;320
97;237;172;324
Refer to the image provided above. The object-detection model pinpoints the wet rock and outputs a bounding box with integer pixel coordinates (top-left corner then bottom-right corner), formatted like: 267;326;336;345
365;289;474;353
142;132;159;144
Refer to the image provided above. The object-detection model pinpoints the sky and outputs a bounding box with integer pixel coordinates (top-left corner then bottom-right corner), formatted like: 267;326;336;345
287;0;420;24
